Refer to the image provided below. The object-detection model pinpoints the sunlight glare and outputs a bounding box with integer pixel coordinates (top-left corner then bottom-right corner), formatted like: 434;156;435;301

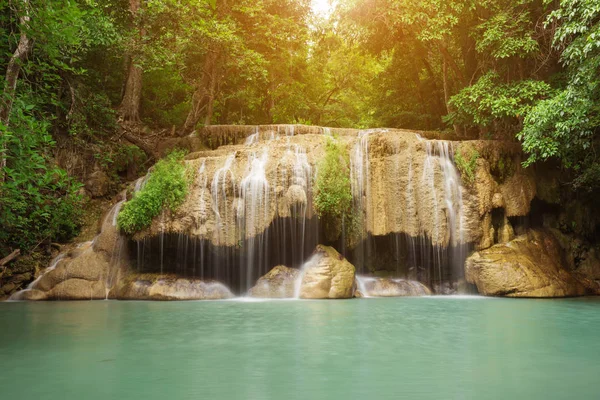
311;0;333;18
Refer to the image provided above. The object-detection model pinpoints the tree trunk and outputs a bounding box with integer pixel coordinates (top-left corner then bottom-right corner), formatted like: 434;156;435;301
181;50;220;134
442;58;461;136
119;59;142;122
438;42;466;85
1;0;32;181
119;0;143;122
204;69;217;126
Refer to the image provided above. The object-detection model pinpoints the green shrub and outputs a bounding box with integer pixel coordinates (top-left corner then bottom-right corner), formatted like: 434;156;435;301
95;144;147;178
314;139;352;218
117;151;189;234
313;138;358;242
0;101;83;253
454;145;480;184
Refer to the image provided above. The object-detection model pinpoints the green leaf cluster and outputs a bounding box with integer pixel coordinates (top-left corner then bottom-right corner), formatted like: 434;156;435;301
448;71;551;129
517;0;600;189
117;151;189;235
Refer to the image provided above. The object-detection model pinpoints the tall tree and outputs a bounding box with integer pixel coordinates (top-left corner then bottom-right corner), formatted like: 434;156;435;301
180;0;228;133
119;0;143;121
0;0;32;179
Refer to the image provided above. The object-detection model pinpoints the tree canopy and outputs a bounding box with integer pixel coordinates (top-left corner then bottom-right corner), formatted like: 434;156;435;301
1;0;599;254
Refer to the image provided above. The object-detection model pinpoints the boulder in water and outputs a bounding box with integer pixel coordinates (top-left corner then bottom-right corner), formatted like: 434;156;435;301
248;265;300;298
299;245;356;299
465;229;588;297
113;275;234;300
358;277;431;297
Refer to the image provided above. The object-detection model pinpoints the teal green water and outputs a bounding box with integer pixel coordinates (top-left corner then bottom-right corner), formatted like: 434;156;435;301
1;297;599;400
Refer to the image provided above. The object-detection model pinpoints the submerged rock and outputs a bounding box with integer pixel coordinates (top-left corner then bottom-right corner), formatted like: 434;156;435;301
299;245;356;299
248;265;300;298
465;229;588;297
113;275;234;300
358;277;431;297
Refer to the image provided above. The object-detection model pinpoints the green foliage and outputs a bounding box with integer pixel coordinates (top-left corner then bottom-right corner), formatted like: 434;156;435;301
141;67;191;128
517;0;600;189
475;5;539;59
454;145;480;183
314;138;352;218
95;143;147;178
0;100;83;252
117;151;189;234
448;71;551;130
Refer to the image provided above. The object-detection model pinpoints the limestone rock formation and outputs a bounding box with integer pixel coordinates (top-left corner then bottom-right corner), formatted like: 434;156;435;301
299;245;356;299
10;201;127;301
358;277;432;297
248;265;300;298
9;125;557;301
112;275;233;300
465;229;588;297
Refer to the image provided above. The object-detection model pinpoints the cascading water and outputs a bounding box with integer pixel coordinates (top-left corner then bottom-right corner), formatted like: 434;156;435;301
416;137;466;290
350;129;373;267
237;149;271;289
129;126;473;295
347;130;468;291
244;126;260;145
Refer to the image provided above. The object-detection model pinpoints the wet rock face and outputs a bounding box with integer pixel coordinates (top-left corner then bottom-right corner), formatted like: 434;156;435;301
299;245;356;299
358;277;431;297
139;130;525;250
113;276;233;300
248;265;300;298
465;229;589;297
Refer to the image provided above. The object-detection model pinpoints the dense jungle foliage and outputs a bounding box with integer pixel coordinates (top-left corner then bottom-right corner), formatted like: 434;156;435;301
0;0;599;257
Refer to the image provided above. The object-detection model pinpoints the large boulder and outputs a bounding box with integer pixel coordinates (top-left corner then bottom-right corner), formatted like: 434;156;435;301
9;200;129;301
358;277;432;297
248;265;300;298
299;245;356;299
465;229;588;297
10;243;113;301
113;275;234;300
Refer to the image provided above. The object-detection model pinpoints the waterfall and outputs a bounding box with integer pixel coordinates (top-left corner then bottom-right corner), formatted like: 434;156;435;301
415;136;466;290
346;131;467;291
211;154;236;233
244;126;259;145
237;149;271;289
289;144;313;266
126;126;472;295
350;130;372;269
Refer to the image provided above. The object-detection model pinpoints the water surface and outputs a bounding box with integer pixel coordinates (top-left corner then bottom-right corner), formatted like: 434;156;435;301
1;297;599;399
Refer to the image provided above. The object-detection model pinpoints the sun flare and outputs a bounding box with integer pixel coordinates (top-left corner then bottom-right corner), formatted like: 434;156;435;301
311;0;334;18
